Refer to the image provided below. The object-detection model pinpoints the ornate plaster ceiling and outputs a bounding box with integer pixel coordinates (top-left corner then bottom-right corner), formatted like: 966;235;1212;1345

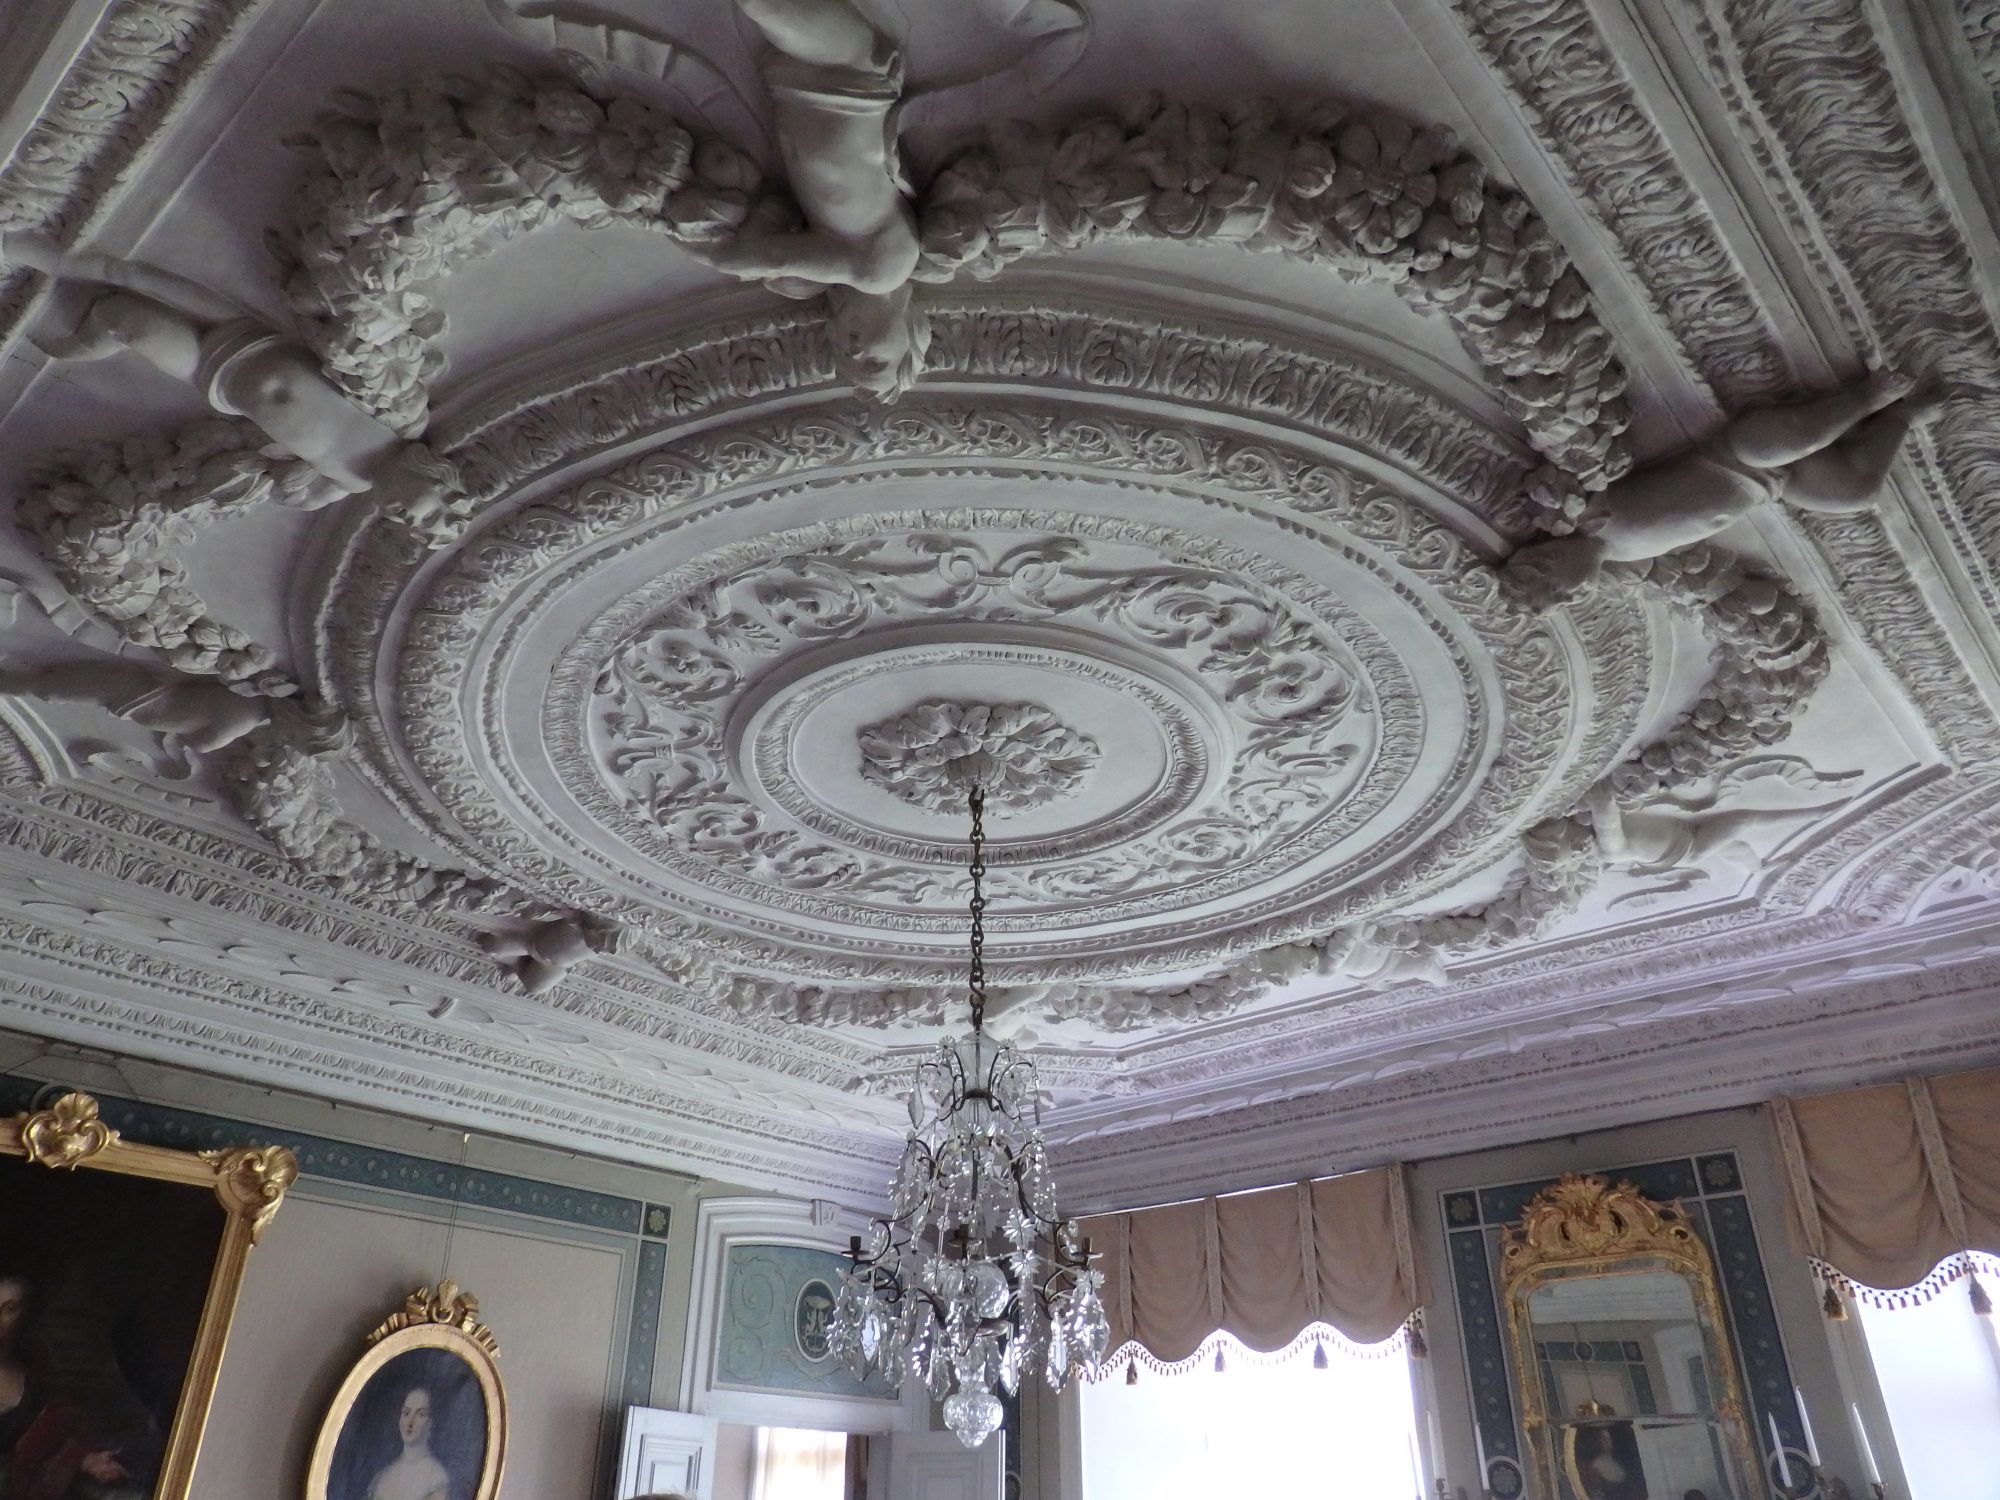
2;0;2000;1204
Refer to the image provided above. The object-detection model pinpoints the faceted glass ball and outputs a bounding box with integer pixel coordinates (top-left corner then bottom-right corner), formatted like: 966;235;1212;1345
943;1387;1005;1447
967;1259;1010;1319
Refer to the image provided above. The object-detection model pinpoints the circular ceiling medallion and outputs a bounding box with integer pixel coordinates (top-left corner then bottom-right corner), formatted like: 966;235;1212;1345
319;315;1653;999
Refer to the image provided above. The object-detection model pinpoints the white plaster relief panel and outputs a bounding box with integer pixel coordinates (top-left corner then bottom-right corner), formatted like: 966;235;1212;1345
0;0;1991;1196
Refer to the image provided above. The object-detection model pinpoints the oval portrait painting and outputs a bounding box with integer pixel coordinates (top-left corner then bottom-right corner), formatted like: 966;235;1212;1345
307;1288;505;1500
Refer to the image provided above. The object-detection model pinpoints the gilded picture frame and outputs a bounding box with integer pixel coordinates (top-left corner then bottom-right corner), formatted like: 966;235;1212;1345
306;1282;507;1500
0;1089;297;1500
1498;1175;1760;1500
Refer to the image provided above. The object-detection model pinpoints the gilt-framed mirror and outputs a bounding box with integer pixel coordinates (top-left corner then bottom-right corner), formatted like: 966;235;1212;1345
1499;1174;1762;1500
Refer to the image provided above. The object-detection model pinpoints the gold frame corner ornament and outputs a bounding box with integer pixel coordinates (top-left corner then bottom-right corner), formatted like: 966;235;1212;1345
306;1283;508;1500
1;1090;297;1500
1498;1174;1761;1500
17;1090;119;1167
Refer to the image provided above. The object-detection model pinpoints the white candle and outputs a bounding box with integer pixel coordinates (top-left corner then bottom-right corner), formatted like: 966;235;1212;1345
1851;1402;1883;1484
1795;1388;1821;1466
1769;1411;1793;1486
1473;1420;1489;1483
1428;1407;1448;1483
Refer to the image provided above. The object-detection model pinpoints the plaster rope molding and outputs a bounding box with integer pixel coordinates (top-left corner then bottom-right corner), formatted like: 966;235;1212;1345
1814;774;2000;920
1438;0;1791;406
1959;3;2000;108
0;0;273;341
1690;0;2000;610
278;70;1632;523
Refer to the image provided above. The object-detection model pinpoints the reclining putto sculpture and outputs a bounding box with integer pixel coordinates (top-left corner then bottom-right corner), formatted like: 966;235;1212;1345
1505;370;1944;607
0;233;467;544
0;659;269;758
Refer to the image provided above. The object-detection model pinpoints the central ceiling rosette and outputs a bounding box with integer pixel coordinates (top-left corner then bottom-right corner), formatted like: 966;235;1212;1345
318;300;1656;1019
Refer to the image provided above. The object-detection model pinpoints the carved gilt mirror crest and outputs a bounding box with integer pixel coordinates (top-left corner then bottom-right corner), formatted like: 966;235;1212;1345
1500;1174;1762;1500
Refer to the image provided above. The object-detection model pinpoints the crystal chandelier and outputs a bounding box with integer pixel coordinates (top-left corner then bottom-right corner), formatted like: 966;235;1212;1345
830;781;1110;1447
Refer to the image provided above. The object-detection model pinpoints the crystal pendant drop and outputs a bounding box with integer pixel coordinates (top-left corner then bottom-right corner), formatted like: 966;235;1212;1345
942;1384;1005;1447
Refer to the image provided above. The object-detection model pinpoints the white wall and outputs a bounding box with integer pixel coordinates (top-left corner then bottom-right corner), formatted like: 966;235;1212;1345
198;1190;626;1499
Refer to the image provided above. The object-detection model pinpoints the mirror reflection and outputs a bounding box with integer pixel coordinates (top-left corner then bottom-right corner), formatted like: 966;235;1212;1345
1527;1271;1735;1499
1500;1176;1758;1500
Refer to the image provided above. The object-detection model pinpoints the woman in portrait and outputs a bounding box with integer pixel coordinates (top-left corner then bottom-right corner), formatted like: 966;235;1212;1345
1571;1419;1648;1500
364;1386;452;1500
0;1273;153;1500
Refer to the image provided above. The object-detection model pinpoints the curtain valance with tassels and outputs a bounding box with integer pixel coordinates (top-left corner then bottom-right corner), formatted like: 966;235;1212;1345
1077;1164;1424;1374
1771;1066;2000;1312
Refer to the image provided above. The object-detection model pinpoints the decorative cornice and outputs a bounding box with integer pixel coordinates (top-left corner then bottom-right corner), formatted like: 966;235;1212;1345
0;0;271;343
1442;0;1790;405
1692;0;2000;630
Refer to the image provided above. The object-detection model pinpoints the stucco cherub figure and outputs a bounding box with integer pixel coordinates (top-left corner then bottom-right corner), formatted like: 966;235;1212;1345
0;233;468;544
0;659;270;758
687;0;932;399
480;911;624;996
1583;779;1847;902
1504;370;1947;608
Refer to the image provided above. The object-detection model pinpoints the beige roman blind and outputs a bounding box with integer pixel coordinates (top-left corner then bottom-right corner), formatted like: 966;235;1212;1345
1078;1164;1423;1369
1771;1066;2000;1309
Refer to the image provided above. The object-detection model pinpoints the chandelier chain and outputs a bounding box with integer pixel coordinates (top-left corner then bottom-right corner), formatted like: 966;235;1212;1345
967;786;987;1034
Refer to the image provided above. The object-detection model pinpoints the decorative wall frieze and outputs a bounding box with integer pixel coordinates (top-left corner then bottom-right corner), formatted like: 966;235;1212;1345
0;0;270;342
1049;945;2000;1209
0;785;876;1089
0;972;894;1196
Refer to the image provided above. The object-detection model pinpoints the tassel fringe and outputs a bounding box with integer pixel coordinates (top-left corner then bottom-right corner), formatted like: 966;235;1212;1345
1125;1361;1139;1386
1822;1282;1849;1322
1972;1275;1993;1318
1312;1343;1329;1370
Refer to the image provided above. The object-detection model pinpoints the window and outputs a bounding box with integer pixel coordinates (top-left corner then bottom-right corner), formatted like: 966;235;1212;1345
1852;1254;2000;1500
749;1426;848;1500
1078;1328;1425;1500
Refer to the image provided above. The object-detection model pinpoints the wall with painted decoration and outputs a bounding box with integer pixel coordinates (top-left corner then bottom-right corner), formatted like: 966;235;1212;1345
0;1033;752;1500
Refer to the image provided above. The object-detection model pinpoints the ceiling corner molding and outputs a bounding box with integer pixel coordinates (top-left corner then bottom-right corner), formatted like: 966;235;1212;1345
0;0;274;344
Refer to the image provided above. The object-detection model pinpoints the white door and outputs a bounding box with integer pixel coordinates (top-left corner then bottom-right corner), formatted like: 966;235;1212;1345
617;1406;719;1500
887;1430;1004;1500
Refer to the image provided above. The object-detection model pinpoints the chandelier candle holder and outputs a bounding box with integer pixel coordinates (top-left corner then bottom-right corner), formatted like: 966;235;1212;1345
830;777;1109;1447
